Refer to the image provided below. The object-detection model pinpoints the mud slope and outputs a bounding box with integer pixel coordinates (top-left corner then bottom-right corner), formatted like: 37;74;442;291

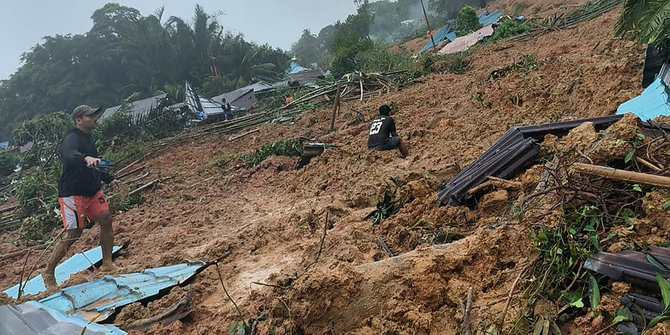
0;6;646;335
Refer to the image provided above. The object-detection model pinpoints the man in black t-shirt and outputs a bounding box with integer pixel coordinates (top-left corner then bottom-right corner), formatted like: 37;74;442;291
367;104;408;158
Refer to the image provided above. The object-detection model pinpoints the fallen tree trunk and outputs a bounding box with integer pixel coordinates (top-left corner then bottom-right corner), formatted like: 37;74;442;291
571;163;670;189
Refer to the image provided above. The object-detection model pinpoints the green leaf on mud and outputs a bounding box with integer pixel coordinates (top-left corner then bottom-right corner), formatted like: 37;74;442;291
228;321;239;335
624;150;635;163
656;273;670;308
647;253;670;272
589;274;600;312
663;200;670;210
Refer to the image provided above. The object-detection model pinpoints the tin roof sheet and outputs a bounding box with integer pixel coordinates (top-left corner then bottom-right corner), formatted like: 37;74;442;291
3;245;124;299
39;260;207;322
0;301;125;335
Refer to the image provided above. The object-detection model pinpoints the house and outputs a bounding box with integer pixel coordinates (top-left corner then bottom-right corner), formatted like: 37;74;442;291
99;93;173;122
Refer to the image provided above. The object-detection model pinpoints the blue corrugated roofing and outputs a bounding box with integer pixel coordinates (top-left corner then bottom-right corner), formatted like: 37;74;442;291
617;77;670;121
39;260;207;322
420;24;456;53
0;301;125;335
4;245;123;299
479;8;502;27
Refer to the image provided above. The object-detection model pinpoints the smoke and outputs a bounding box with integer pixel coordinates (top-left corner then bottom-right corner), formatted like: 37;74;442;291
368;0;486;42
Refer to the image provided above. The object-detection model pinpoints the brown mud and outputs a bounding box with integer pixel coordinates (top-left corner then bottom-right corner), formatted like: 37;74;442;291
0;2;665;334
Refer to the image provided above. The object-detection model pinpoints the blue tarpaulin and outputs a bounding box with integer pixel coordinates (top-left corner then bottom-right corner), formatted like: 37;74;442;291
479;8;502;27
0;301;126;335
3;245;124;299
288;61;306;74
420;24;456;53
617;77;670;121
39;260;207;322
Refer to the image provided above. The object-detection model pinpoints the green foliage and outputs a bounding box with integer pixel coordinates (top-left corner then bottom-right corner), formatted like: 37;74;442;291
487;55;543;81
616;0;670;51
18;212;60;246
455;5;482;36
529;204;603;308
15;167;59;214
489;18;534;41
0;4;290;140
12;112;72;168
93;111;139;152
109;194;146;213
445;55;471;74
365;176;405;225
0;148;20;177
625;133;645;164
360;42;415;73
238;139;301;168
645;274;670;331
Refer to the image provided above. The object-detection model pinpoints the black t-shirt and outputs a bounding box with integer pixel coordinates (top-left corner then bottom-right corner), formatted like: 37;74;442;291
367;115;396;148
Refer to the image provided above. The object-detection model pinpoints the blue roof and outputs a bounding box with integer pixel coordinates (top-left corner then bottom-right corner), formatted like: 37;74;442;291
0;301;126;335
420;24;456;53
0;141;9;148
617;77;670;120
39;260;207;322
4;245;124;299
479;9;502;27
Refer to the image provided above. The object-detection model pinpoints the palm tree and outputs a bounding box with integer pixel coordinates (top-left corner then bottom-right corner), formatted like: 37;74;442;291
616;0;670;49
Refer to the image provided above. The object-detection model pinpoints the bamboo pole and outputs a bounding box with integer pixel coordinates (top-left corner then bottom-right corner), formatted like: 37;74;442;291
571;163;670;189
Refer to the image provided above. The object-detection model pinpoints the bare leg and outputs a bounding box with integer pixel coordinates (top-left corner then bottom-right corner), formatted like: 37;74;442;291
43;229;81;291
398;140;409;158
95;210;118;272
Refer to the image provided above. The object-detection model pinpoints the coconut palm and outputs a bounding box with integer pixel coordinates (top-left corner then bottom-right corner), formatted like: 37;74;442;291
616;0;670;49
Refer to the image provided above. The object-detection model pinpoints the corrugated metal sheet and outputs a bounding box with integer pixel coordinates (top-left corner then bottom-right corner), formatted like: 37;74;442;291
437;115;626;206
100;94;170;122
617;77;670;121
212;88;257;110
585;246;670;331
643;45;670;88
0;301;125;335
479;8;502;27
438;25;494;55
39;260;207;322
4;245;124;299
288;69;325;83
420;24;456;53
185;81;223;118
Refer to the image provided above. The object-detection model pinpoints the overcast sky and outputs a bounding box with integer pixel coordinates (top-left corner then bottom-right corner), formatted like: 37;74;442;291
0;1;359;80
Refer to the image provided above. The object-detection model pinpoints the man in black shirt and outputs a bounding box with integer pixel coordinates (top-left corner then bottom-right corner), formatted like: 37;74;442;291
43;105;120;291
367;104;408;157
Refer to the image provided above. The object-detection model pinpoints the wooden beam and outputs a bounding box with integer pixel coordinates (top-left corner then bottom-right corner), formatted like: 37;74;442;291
571;163;670;189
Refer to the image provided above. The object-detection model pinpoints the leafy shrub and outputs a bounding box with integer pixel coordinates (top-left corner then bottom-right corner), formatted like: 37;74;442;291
18;212;60;246
489;19;534;41
365;177;405;225
0;148;20;176
109;194;146;213
455;5;482;36
14;167;59;216
93;110;139;152
12;112;72;168
239;139;301;168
